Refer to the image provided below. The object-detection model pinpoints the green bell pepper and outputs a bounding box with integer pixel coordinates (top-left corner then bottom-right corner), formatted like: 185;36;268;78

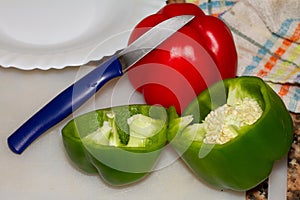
168;76;294;191
62;105;168;186
62;76;293;191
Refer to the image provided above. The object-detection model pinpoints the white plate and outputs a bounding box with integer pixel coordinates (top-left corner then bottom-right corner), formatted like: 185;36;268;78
0;0;165;70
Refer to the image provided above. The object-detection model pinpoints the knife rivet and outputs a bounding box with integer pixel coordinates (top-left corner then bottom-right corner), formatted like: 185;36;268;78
89;83;97;88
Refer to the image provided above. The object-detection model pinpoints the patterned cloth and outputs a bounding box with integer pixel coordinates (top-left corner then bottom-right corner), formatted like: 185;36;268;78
187;0;300;113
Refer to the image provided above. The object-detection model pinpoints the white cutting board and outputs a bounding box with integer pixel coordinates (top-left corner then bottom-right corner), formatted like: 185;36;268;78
0;1;286;199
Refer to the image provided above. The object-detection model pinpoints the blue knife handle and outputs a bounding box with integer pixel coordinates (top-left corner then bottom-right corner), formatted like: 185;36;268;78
7;55;123;154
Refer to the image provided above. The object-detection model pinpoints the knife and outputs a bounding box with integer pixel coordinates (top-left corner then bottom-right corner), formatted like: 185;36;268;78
7;15;194;154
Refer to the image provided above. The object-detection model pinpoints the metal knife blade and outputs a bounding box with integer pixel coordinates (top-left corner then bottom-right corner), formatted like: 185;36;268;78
120;15;194;70
7;15;194;154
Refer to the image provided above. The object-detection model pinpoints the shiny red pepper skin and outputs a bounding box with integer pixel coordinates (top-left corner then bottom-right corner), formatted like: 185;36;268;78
127;3;237;114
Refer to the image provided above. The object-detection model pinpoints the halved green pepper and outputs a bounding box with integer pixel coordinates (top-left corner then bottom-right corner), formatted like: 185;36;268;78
62;105;168;186
168;76;294;191
62;76;293;190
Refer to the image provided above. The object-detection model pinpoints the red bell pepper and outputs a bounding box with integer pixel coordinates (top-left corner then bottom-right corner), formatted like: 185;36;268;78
127;3;237;114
